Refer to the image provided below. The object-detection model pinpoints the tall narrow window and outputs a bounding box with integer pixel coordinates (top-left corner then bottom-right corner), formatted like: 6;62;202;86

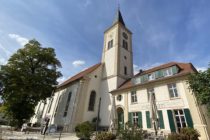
168;83;178;98
48;97;54;113
174;109;187;132
147;88;155;102
54;95;62;117
132;112;138;125
88;91;96;111
131;91;137;103
63;92;72;117
124;66;127;75
107;40;113;50
123;40;128;50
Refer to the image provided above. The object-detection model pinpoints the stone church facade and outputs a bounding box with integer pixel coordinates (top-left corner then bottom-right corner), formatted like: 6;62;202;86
30;10;210;139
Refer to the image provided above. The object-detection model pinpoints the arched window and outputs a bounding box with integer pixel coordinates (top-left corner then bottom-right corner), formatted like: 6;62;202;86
88;91;96;111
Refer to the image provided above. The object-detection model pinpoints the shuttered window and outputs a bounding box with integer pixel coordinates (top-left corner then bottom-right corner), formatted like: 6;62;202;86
146;111;151;128
167;110;176;132
128;112;142;128
158;110;165;129
138;112;143;128
184;109;194;128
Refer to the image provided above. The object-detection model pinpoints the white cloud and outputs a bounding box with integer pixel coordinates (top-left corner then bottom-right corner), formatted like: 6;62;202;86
0;58;7;65
72;60;85;67
8;34;29;46
133;64;140;75
57;76;67;84
196;67;207;72
133;62;163;75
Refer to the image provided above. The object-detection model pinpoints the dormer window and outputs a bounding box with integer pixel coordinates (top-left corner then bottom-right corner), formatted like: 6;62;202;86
108;40;113;50
163;68;173;77
148;73;155;81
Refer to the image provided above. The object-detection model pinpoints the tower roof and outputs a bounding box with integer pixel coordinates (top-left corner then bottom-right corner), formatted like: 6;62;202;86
113;9;125;26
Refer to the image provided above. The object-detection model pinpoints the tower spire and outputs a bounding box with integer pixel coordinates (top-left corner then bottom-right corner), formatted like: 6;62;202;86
112;7;125;26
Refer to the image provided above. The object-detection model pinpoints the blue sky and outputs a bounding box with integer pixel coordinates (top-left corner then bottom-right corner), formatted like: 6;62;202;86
0;0;210;83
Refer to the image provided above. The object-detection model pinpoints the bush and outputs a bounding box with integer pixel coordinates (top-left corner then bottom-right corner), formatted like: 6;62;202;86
75;121;94;140
168;127;200;140
118;122;147;140
95;132;116;140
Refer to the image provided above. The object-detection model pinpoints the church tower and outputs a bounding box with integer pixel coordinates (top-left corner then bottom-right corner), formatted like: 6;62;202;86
100;9;133;127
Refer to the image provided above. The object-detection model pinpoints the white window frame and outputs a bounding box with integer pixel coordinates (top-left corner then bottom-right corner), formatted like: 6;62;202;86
131;91;137;103
132;112;138;125
173;109;187;132
168;83;179;98
148;73;155;81
163;68;173;77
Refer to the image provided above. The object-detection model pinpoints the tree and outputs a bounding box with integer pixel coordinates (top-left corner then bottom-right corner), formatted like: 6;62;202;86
188;64;210;115
0;39;62;127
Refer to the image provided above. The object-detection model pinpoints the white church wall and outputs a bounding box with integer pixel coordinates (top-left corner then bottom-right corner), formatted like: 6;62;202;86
53;82;80;126
100;77;118;126
82;66;102;122
102;27;118;78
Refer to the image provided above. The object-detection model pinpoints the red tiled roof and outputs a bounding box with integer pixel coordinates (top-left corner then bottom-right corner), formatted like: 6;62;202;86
112;62;196;92
57;63;101;89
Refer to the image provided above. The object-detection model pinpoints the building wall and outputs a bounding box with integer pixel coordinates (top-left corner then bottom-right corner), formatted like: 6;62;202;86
114;77;209;139
82;65;102;122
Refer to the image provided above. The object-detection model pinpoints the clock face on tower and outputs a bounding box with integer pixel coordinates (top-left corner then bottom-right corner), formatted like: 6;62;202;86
123;32;128;39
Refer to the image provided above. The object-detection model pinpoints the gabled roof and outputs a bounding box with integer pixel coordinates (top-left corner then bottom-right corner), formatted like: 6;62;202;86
57;63;101;89
113;9;125;26
112;62;197;93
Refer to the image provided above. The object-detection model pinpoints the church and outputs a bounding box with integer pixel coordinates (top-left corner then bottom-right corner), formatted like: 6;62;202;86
30;9;210;139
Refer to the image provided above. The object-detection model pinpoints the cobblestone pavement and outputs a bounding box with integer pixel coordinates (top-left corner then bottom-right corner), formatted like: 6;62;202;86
1;131;79;140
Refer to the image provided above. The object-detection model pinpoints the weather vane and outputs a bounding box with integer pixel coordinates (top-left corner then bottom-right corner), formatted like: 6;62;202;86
117;0;120;10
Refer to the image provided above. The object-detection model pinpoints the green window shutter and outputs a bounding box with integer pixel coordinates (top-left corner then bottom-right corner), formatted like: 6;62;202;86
138;112;142;128
146;111;151;128
167;110;176;132
129;112;133;125
172;66;178;74
184;109;194;128
158;110;165;129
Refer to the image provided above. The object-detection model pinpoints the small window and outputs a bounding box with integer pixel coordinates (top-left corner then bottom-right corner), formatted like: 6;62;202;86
117;95;122;101
124;56;127;59
168;83;178;98
124;66;127;75
131;91;137;103
148;73;155;81
107;40;113;50
147;88;155;102
163;68;173;77
88;91;96;111
123;40;128;50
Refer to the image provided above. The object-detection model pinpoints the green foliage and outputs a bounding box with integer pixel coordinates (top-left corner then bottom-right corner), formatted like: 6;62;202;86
95;132;116;140
168;127;200;140
0;39;62;127
188;65;210;114
75;121;94;140
118;122;147;140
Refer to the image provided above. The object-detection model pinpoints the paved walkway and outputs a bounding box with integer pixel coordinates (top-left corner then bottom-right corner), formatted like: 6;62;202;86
1;131;79;140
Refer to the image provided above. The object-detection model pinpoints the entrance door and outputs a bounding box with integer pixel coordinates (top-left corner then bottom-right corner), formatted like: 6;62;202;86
117;107;124;130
